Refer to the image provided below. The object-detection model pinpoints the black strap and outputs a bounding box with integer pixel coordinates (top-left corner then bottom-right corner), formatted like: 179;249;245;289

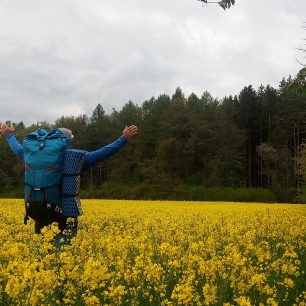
25;182;60;190
44;191;52;225
62;173;81;177
24;202;30;225
24;189;62;225
24;215;29;225
28;189;33;202
44;191;48;203
24;188;31;224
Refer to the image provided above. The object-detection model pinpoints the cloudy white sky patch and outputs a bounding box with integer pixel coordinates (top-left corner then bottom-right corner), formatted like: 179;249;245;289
0;0;305;125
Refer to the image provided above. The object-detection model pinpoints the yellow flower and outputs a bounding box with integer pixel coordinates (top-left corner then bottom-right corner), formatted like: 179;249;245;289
203;283;218;305
83;294;100;305
266;297;278;306
234;296;252;306
283;277;294;288
0;199;305;305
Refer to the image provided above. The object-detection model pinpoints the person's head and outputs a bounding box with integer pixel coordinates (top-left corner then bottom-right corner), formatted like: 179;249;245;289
58;128;74;141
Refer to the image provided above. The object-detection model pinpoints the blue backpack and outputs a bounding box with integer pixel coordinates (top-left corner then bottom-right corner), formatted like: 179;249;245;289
23;128;71;224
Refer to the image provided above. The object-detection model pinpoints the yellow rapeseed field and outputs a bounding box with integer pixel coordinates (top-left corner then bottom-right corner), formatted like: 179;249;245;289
0;199;305;306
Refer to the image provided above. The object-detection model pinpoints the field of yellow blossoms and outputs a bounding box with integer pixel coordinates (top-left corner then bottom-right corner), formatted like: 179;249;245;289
0;199;305;306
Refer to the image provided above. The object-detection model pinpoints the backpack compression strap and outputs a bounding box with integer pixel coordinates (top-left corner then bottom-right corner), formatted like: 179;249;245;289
24;187;63;225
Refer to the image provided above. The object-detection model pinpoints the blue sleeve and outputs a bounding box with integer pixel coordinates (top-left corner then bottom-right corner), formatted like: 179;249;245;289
6;133;24;161
83;135;127;169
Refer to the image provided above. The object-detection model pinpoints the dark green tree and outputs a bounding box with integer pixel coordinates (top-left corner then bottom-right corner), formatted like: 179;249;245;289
235;85;261;187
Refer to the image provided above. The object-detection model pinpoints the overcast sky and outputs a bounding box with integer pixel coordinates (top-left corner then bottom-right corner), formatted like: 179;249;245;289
0;0;305;125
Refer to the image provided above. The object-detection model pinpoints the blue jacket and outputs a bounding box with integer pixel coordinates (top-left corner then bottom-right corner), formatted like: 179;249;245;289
5;133;128;168
5;132;128;216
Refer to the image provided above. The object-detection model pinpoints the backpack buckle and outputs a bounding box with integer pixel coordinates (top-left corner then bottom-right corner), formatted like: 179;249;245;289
46;203;51;210
55;205;62;214
26;202;30;208
39;141;45;150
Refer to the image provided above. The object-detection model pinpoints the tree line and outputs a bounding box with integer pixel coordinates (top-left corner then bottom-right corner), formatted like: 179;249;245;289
1;70;306;202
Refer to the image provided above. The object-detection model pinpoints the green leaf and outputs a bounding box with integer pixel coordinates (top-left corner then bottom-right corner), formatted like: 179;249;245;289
218;0;235;10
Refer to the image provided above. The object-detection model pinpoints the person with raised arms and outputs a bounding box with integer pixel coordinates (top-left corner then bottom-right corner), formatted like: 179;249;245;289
1;122;138;240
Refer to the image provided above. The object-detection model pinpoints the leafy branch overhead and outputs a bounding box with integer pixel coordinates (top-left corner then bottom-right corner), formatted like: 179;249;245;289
198;0;235;10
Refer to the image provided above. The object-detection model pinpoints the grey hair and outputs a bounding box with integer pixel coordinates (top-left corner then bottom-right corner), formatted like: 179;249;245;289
58;128;74;140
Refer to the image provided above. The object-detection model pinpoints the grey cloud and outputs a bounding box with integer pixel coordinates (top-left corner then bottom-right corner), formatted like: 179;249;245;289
0;0;305;125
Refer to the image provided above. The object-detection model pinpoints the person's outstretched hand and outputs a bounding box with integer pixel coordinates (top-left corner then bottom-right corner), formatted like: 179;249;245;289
1;123;15;137
122;125;138;140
